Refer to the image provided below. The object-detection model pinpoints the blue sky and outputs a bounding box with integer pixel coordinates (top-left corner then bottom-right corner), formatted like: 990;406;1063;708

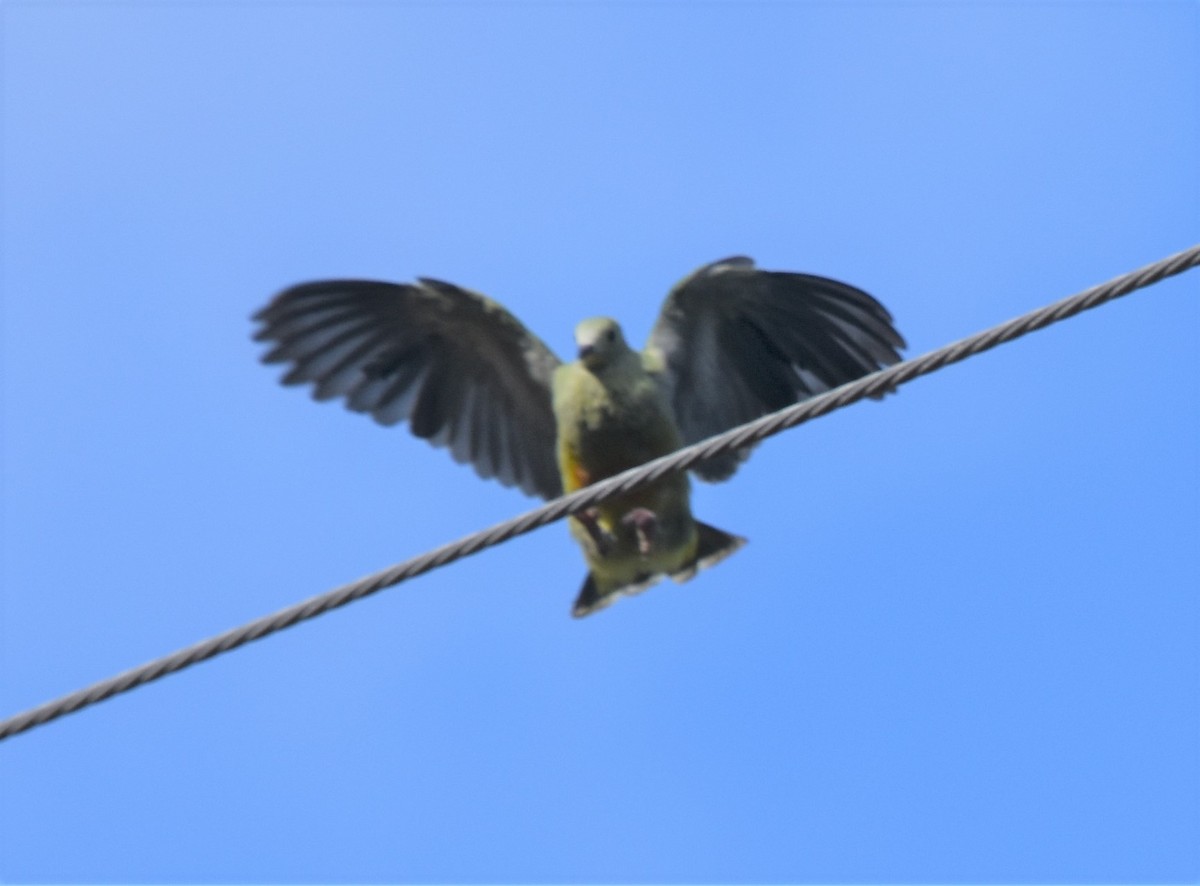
2;2;1197;882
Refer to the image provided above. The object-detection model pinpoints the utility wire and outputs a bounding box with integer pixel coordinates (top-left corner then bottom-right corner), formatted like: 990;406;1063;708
2;244;1197;743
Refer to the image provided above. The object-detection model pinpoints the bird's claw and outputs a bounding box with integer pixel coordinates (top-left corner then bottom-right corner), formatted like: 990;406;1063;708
622;507;659;556
576;507;616;556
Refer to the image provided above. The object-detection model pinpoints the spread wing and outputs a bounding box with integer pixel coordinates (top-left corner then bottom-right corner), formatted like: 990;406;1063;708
644;256;905;481
253;278;564;500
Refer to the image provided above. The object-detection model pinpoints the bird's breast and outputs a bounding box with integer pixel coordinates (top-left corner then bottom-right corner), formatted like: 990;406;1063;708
553;362;682;491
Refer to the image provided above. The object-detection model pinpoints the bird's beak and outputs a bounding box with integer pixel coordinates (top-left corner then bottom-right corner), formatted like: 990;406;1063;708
577;343;594;360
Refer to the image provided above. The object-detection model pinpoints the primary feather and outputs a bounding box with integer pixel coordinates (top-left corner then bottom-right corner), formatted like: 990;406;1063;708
253;278;563;500
644;256;905;480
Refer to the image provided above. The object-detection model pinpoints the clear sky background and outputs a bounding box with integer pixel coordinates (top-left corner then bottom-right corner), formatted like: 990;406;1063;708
2;3;1197;883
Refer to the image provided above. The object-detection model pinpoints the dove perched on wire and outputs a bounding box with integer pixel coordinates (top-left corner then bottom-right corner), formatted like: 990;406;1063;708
253;257;905;616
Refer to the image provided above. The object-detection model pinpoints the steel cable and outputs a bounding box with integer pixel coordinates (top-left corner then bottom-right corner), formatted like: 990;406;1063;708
2;243;1197;742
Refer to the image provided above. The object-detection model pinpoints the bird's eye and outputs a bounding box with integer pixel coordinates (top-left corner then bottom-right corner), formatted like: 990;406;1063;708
605;328;616;342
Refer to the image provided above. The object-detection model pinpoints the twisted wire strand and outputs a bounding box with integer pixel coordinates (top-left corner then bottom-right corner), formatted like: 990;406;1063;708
2;244;1197;742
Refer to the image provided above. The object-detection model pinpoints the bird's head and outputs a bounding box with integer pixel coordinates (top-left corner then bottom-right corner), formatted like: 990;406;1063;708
574;316;630;371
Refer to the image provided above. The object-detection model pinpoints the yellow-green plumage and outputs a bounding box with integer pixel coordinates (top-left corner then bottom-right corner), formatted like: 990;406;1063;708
553;317;744;616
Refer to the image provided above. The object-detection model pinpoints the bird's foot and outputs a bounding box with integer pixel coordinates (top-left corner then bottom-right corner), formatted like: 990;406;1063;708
576;507;616;556
622;507;659;556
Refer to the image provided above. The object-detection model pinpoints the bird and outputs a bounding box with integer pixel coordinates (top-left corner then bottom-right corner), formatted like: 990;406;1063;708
252;257;905;617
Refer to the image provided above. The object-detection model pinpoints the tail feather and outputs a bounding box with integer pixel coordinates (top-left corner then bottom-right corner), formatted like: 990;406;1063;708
670;521;747;583
572;571;660;618
571;521;747;618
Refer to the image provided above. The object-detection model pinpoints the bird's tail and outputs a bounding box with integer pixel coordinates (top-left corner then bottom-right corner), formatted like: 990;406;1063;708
570;521;747;618
673;521;747;583
571;571;660;618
